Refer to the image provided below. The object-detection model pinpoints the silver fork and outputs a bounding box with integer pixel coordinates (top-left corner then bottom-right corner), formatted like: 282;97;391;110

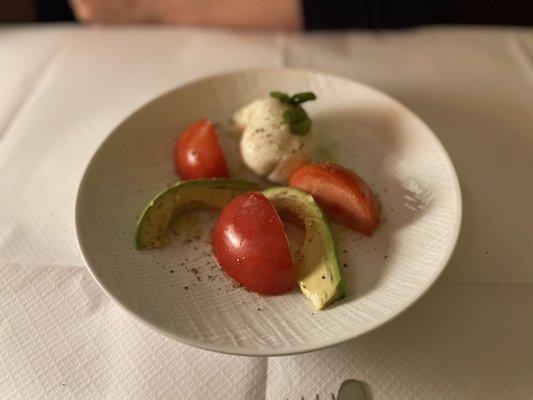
298;379;368;400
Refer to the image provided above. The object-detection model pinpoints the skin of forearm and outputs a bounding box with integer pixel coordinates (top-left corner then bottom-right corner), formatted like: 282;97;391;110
69;0;303;29
158;0;303;30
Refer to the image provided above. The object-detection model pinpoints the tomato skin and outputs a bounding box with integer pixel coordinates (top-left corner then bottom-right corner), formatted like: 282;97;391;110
175;119;229;179
289;163;380;236
212;192;294;295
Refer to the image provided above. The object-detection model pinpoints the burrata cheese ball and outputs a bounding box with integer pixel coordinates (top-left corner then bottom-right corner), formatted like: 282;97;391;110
234;97;315;183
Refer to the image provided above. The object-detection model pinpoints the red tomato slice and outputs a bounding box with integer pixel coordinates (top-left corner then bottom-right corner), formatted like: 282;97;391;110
175;119;229;179
212;192;294;295
289;163;380;236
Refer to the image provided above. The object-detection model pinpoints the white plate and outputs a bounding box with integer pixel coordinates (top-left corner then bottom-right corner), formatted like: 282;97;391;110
76;68;461;356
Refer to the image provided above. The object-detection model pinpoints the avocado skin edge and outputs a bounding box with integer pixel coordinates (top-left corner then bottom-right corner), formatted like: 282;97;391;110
135;179;258;250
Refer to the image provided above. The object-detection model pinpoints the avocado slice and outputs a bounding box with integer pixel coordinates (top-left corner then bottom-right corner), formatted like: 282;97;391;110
136;179;258;250
263;187;346;310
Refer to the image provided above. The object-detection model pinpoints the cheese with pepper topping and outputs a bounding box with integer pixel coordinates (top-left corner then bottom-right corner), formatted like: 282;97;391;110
234;97;315;183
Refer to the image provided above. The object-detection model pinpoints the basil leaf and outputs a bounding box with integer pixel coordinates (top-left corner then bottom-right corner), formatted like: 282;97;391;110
271;90;315;136
290;118;312;135
289;92;316;105
270;91;291;103
283;106;308;123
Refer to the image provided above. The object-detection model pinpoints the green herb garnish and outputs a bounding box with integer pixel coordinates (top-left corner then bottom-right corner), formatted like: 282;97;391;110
283;106;308;124
289;118;312;135
269;91;316;135
290;92;316;104
270;91;291;103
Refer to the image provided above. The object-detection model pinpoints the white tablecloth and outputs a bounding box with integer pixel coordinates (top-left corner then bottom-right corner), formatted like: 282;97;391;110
1;24;532;399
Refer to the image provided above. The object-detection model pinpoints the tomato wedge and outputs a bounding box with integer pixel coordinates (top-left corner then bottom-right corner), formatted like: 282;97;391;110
212;192;294;295
175;119;229;179
289;163;380;235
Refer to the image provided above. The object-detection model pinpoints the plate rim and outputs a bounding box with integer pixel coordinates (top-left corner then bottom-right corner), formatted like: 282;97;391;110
75;67;463;357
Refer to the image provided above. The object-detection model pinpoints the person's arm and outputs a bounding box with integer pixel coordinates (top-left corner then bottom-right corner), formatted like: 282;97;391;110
15;0;532;28
68;0;303;30
160;0;303;30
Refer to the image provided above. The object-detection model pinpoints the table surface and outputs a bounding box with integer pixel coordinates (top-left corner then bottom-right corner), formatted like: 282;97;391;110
1;24;532;399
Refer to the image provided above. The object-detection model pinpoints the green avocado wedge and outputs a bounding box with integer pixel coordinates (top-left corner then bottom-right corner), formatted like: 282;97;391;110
263;187;346;310
136;179;258;250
